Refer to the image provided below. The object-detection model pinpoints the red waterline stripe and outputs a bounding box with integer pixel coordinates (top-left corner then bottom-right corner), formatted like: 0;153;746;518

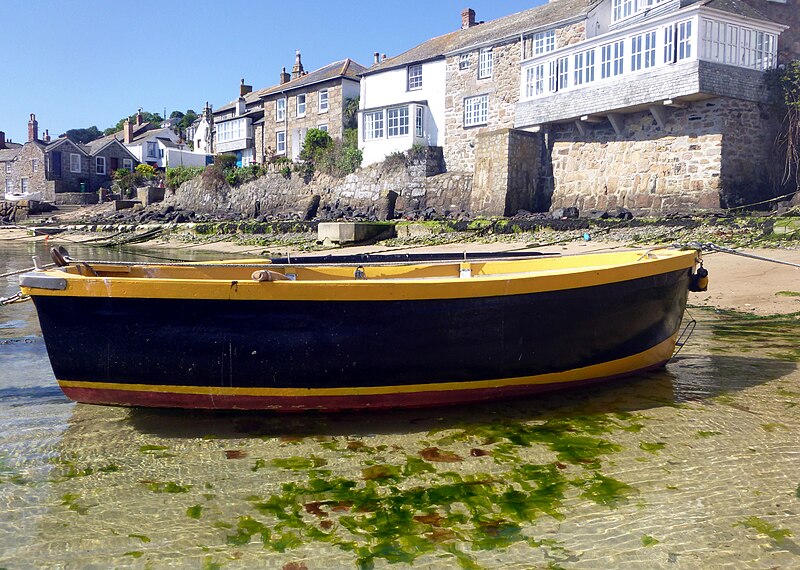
60;361;668;411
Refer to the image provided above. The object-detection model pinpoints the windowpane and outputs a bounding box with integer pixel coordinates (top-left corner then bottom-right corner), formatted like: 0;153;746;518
478;48;493;79
415;106;424;137
364;110;384;140
319;89;329;112
297;94;306;116
408;64;423;90
276;98;286;121
464;95;488;127
276;131;286;153
387;107;409;137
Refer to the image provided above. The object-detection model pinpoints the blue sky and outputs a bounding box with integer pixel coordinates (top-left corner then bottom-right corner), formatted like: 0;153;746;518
0;0;545;143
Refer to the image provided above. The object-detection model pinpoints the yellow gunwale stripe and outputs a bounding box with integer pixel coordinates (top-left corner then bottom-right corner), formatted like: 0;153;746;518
25;250;697;302
58;335;677;398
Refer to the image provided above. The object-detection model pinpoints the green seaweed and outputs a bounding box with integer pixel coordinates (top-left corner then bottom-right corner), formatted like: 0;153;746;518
642;535;660;547
124;551;143;558
187;505;203;519
61;493;90;515
639;442;667;453
696;431;722;438
271;456;327;470
128;534;151;543
736;516;793;542
143;481;191;494
576;474;635;507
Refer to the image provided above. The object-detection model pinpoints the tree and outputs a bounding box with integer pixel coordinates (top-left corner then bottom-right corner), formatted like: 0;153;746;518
65;126;103;144
104;111;165;135
769;62;800;199
344;97;359;130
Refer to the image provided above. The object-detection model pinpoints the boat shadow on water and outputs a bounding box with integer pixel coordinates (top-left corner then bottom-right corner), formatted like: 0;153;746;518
116;353;796;440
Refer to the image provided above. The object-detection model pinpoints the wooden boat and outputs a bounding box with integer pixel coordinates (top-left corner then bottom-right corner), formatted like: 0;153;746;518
19;248;706;411
4;191;43;202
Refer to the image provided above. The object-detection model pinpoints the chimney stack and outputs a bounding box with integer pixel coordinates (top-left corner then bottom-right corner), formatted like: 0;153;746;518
374;52;380;65
124;119;134;144
43;129;51;143
236;97;246;116
292;51;305;80
0;131;5;149
136;108;143;126
240;78;253;96
382;54;387;61
279;66;290;84
28;113;39;142
461;8;476;29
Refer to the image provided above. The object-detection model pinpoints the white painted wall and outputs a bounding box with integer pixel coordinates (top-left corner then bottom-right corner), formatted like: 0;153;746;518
359;59;446;166
164;148;210;168
194;117;213;154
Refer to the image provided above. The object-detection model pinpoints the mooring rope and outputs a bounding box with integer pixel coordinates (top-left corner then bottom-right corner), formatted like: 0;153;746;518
682;242;800;269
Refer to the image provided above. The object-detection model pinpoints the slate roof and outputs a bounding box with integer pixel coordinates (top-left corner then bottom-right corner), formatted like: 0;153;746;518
364;0;597;75
259;59;367;97
0;143;22;162
684;0;771;21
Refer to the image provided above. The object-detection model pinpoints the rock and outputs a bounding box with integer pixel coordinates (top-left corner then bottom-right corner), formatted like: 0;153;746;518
551;207;579;219
588;210;609;220
303;195;321;221
610;206;633;220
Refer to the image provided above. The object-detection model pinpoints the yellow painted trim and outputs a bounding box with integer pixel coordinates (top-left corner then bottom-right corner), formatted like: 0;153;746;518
25;249;698;302
59;334;677;398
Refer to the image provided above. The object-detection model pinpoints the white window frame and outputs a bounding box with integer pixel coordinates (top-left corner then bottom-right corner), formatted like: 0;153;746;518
573;49;595;85
69;153;81;173
318;124;328;132
533;30;556;55
4;162;10;174
21;178;28;193
95;156;106;175
276;98;286;121
363;110;384;140
677;20;693;61
122;158;133;171
557;56;569;90
241;147;255;167
387;106;409;137
318;89;329;113
276;131;286;154
407;64;423;90
5;179;12;193
296;94;306;117
459;54;470;70
478;48;493;79
415;106;424;137
146;141;159;159
31;159;38;173
463;94;488;127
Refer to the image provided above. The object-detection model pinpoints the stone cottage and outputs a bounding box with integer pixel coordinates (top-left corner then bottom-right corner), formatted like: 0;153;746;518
256;53;365;162
1;114;139;203
360;0;797;215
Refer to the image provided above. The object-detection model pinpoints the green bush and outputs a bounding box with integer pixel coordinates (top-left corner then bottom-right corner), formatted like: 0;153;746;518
166;166;204;190
135;164;157;180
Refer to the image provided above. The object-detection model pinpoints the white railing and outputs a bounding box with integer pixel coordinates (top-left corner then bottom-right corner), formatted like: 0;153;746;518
520;12;777;102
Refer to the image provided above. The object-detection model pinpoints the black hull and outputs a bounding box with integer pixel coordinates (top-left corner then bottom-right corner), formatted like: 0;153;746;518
32;268;690;409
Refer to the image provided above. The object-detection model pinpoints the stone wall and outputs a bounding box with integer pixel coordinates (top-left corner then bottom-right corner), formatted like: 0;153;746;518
545;97;780;213
444;42;520;172
471;129;541;216
258;80;347;162
172;146;473;219
5;143;49;199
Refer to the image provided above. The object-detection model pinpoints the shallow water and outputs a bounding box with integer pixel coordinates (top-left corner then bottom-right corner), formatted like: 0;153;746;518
1;241;798;569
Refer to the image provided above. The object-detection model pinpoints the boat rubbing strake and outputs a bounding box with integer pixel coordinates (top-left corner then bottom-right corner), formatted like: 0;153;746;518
20;248;706;411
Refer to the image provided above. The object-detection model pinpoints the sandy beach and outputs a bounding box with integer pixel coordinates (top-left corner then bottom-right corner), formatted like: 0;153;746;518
2;225;798;315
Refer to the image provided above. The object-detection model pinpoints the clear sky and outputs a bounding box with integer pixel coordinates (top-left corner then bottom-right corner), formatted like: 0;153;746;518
0;0;545;143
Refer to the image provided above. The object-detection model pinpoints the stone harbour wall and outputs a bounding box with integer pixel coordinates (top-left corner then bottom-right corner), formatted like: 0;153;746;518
172;147;473;219
546;97;779;213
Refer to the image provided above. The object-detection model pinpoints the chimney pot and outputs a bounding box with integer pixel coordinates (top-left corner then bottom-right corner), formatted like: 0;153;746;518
240;78;252;96
382;53;387;61
279;66;291;84
28;113;39;142
292;51;305;80
136;108;143;126
124;119;134;144
374;52;380;64
461;8;476;29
